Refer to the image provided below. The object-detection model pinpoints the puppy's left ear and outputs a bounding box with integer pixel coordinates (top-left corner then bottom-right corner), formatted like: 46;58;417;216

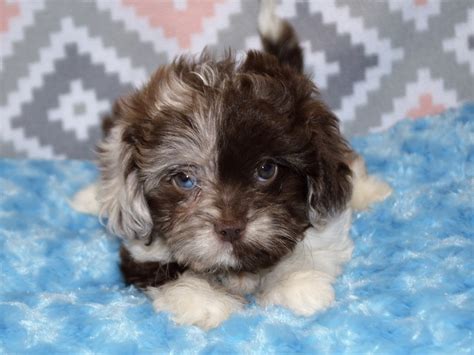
304;103;353;225
97;98;153;241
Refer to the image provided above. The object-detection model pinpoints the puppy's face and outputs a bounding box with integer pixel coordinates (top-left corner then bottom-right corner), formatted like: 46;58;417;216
99;52;352;273
145;92;311;272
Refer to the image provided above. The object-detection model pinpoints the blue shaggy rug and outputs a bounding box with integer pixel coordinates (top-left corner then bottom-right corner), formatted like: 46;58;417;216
1;103;473;354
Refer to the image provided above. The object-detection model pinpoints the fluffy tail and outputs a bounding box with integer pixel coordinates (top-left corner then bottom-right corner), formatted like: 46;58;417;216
258;0;304;73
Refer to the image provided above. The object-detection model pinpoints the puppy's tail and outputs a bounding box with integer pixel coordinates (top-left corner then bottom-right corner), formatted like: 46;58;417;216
258;0;304;73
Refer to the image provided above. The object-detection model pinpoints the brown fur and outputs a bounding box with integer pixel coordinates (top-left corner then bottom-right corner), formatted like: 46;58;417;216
120;246;186;288
260;20;304;73
98;26;352;289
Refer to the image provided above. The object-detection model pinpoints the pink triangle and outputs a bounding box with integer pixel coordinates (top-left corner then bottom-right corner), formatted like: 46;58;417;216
123;0;224;49
406;93;445;119
0;0;20;33
414;0;428;6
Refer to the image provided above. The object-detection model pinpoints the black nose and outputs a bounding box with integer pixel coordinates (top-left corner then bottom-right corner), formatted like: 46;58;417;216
214;222;245;242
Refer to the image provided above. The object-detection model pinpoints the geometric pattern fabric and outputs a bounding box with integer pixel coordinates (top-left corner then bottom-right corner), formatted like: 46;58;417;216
1;0;473;159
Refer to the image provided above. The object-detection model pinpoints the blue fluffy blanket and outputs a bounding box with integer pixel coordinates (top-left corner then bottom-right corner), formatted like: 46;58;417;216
1;104;473;354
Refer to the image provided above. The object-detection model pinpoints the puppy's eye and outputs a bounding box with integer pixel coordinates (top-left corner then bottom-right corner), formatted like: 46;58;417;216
256;161;278;182
172;172;197;190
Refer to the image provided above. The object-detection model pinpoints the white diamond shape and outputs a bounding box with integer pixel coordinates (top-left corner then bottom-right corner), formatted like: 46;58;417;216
1;18;145;158
48;79;110;141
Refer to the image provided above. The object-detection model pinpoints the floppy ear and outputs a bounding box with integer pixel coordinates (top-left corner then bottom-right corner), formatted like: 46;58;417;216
97;100;153;241
241;51;352;225
304;103;353;225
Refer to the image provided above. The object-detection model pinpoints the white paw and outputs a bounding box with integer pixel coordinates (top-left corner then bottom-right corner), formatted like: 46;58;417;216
70;183;100;215
258;270;335;316
350;155;392;211
351;175;392;211
147;273;244;330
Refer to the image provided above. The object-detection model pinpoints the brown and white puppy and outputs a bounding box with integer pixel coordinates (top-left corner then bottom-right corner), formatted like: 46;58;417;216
72;0;391;329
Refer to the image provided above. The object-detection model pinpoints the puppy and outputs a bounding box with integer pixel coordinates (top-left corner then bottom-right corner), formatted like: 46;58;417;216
72;0;391;329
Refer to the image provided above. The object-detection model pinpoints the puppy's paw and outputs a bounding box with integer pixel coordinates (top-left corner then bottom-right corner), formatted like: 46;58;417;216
351;175;392;210
350;155;392;210
70;183;100;215
147;273;244;329
258;270;335;316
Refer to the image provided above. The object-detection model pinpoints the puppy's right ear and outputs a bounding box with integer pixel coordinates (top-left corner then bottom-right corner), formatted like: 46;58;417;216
97;99;153;241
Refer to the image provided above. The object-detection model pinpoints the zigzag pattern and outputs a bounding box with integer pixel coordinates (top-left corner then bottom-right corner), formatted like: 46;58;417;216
1;0;473;158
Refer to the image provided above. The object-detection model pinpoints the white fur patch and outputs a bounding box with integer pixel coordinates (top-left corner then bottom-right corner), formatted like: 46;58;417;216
147;272;244;329
258;270;335;316
257;209;353;315
244;213;275;248
350;155;393;210
170;219;240;272
125;238;172;263
70;183;100;215
299;209;354;277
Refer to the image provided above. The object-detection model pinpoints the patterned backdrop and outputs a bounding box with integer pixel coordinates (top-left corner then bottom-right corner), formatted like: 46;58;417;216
1;0;473;159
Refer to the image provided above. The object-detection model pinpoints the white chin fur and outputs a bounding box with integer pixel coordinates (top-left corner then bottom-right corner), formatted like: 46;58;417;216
147;272;244;330
172;229;240;272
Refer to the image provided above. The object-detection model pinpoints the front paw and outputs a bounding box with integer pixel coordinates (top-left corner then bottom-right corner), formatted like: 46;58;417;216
70;183;100;215
350;155;392;210
147;273;244;329
258;270;335;316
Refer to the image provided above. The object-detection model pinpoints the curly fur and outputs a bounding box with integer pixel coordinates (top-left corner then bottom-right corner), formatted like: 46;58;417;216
89;0;388;329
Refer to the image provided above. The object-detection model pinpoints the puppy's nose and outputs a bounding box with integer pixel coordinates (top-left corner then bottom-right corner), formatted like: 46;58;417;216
214;222;245;243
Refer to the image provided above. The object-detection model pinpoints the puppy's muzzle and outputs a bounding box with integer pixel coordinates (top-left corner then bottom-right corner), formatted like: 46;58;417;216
214;221;246;243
